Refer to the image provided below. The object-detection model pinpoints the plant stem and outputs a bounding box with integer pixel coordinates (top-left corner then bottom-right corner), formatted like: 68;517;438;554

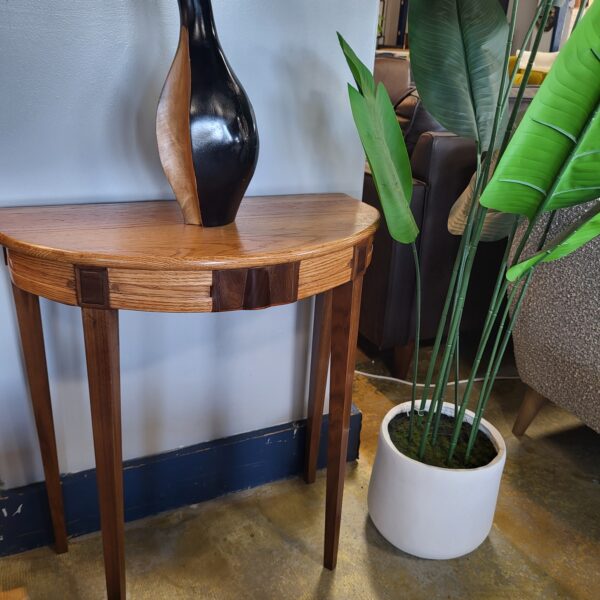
454;333;460;421
408;241;421;442
445;217;519;462
499;0;546;130
432;224;470;442
499;0;554;155
416;171;477;419
418;207;487;458
459;2;583;447
464;270;534;461
418;0;553;462
462;211;557;460
427;0;524;447
496;0;524;128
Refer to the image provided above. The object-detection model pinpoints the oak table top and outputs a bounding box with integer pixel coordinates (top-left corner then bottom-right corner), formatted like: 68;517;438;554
0;194;379;270
0;194;378;313
1;193;378;599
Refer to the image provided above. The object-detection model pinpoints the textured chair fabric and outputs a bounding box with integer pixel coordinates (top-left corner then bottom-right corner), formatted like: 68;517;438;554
511;204;600;433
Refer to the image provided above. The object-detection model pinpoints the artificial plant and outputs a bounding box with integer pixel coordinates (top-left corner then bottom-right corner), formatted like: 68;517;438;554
340;0;600;467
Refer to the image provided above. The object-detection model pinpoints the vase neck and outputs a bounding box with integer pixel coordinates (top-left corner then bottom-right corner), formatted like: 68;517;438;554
178;0;218;44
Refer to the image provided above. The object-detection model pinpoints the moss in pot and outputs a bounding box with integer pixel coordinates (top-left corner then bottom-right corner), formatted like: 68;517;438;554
388;412;497;469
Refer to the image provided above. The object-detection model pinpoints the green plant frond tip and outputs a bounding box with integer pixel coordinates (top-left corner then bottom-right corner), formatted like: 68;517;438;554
346;83;418;244
340;35;418;245
337;32;375;97
507;203;600;281
506;253;545;282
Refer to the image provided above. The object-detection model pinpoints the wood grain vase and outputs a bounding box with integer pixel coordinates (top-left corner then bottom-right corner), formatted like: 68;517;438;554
156;0;259;226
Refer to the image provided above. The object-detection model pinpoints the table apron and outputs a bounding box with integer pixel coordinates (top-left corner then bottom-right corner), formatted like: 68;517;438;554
5;243;372;312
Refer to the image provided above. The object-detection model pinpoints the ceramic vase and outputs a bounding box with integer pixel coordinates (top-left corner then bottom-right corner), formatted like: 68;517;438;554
157;0;259;226
367;401;506;559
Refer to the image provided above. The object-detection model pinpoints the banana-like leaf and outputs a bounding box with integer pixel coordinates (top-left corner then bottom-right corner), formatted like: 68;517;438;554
480;2;600;219
408;0;508;149
337;33;375;98
507;203;600;281
339;35;418;244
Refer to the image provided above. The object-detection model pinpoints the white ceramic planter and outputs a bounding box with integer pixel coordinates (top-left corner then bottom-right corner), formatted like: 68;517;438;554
367;401;506;559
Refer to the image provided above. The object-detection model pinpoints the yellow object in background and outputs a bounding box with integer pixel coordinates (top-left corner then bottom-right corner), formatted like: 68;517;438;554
509;55;548;86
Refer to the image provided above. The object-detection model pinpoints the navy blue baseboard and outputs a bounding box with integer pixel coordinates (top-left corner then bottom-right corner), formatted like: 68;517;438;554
0;406;361;557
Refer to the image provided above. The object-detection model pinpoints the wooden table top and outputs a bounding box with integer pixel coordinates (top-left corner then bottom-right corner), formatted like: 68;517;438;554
0;194;379;271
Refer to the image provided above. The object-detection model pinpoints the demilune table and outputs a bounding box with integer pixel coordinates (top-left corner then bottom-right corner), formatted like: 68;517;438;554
0;194;378;599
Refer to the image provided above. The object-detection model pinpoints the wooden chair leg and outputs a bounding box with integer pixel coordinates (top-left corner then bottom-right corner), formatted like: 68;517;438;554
304;290;332;484
392;341;415;380
11;284;68;554
324;275;363;570
513;386;548;436
82;308;125;600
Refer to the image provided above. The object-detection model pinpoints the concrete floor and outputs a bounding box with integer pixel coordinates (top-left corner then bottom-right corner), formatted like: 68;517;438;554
1;350;599;599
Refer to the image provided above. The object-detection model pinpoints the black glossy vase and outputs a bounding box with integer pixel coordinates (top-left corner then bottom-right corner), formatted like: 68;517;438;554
157;0;259;226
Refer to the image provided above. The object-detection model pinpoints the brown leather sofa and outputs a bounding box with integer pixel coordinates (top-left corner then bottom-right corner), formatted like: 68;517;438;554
359;55;508;376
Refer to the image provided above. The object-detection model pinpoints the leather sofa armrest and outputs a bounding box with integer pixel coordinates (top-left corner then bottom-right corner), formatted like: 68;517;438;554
410;131;476;188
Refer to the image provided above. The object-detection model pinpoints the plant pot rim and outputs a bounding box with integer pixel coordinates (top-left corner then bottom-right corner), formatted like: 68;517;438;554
380;401;506;473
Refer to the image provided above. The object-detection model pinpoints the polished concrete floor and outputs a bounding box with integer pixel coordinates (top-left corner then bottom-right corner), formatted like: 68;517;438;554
1;349;599;599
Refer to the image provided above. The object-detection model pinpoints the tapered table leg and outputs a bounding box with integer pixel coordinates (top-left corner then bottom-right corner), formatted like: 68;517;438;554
324;275;363;570
304;290;332;484
11;284;68;554
82;308;125;600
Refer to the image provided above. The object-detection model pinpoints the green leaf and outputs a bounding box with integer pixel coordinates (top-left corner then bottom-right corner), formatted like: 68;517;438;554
347;83;418;243
507;203;600;281
480;2;600;219
337;32;375;98
408;0;509;148
376;83;413;206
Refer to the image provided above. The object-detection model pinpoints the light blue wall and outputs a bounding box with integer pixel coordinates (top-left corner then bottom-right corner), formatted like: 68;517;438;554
0;1;378;488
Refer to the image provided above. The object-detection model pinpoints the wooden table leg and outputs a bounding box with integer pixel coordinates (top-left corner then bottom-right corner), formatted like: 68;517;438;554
304;290;332;484
82;308;125;600
11;284;68;554
324;275;363;570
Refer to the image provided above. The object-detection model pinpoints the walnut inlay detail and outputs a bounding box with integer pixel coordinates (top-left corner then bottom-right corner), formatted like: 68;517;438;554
212;263;300;311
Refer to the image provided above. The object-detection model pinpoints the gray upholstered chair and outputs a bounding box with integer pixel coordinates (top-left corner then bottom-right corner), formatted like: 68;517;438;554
511;203;600;435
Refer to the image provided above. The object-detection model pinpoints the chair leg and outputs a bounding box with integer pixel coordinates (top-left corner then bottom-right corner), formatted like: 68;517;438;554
513;386;548;436
304;291;332;484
